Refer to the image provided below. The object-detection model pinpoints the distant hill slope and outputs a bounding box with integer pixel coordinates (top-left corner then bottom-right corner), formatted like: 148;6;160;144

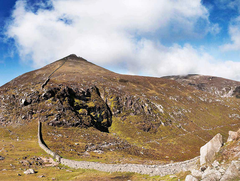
0;54;239;163
163;74;240;98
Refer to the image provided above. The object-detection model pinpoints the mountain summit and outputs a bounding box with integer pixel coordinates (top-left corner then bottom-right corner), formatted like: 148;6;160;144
0;55;240;162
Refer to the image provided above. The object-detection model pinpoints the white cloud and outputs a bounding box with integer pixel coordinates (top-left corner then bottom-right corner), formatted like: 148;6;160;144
209;23;221;35
216;0;240;12
221;16;240;52
130;40;240;80
6;0;209;66
5;0;240;81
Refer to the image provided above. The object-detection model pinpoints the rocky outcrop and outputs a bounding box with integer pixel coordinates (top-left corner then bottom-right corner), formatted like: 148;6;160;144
185;160;240;181
200;133;223;165
233;86;240;98
185;131;240;181
16;85;113;132
163;74;240;98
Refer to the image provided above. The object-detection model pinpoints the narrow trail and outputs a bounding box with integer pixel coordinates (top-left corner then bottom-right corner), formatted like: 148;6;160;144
41;58;68;89
38;121;199;176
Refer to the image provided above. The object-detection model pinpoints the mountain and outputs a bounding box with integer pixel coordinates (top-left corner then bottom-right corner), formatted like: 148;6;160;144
0;54;240;165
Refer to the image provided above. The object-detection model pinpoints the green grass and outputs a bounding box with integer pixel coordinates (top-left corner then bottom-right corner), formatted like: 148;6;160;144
0;121;190;181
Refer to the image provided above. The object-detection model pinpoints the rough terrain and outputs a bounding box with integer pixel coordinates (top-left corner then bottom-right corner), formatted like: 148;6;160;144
0;54;240;180
185;128;240;181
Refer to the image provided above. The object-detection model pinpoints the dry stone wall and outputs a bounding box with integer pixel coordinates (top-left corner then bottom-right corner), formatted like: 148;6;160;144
38;121;61;161
60;156;199;176
38;121;199;176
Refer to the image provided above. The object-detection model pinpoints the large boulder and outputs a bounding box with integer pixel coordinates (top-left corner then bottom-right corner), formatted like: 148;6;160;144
200;133;223;165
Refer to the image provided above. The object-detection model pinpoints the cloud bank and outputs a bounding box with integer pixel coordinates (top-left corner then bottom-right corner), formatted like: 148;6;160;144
5;0;240;80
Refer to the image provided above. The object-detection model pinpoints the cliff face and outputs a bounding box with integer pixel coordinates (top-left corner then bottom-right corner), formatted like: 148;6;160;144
0;54;240;162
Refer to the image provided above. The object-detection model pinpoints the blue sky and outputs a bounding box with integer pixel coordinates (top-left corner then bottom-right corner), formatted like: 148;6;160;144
1;0;240;86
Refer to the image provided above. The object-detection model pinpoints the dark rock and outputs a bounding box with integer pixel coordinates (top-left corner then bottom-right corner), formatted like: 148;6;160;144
233;86;240;98
201;166;207;172
0;156;5;160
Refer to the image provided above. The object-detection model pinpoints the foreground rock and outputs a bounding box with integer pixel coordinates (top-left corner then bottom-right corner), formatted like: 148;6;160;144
220;161;240;181
200;133;223;165
185;175;198;181
24;169;35;175
185;130;240;181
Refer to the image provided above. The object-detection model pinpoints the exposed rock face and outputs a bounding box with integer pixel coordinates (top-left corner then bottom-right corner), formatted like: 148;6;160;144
41;85;112;131
163;74;240;98
233;86;240;98
200;133;223;165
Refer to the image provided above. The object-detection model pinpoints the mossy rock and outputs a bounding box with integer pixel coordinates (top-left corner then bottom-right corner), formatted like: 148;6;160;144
79;109;88;115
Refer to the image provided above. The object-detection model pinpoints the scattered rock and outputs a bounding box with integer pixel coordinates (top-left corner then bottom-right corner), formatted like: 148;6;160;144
212;160;220;168
38;175;45;178
191;169;202;178
200;133;223;165
0;156;5;160
220;161;240;181
200;166;207;172
202;167;221;181
185;175;198;181
17;173;21;176
227;130;239;142
93;150;104;154
23;169;35;175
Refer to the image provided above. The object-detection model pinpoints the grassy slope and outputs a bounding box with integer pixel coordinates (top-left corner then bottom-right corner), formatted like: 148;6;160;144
0;121;191;181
